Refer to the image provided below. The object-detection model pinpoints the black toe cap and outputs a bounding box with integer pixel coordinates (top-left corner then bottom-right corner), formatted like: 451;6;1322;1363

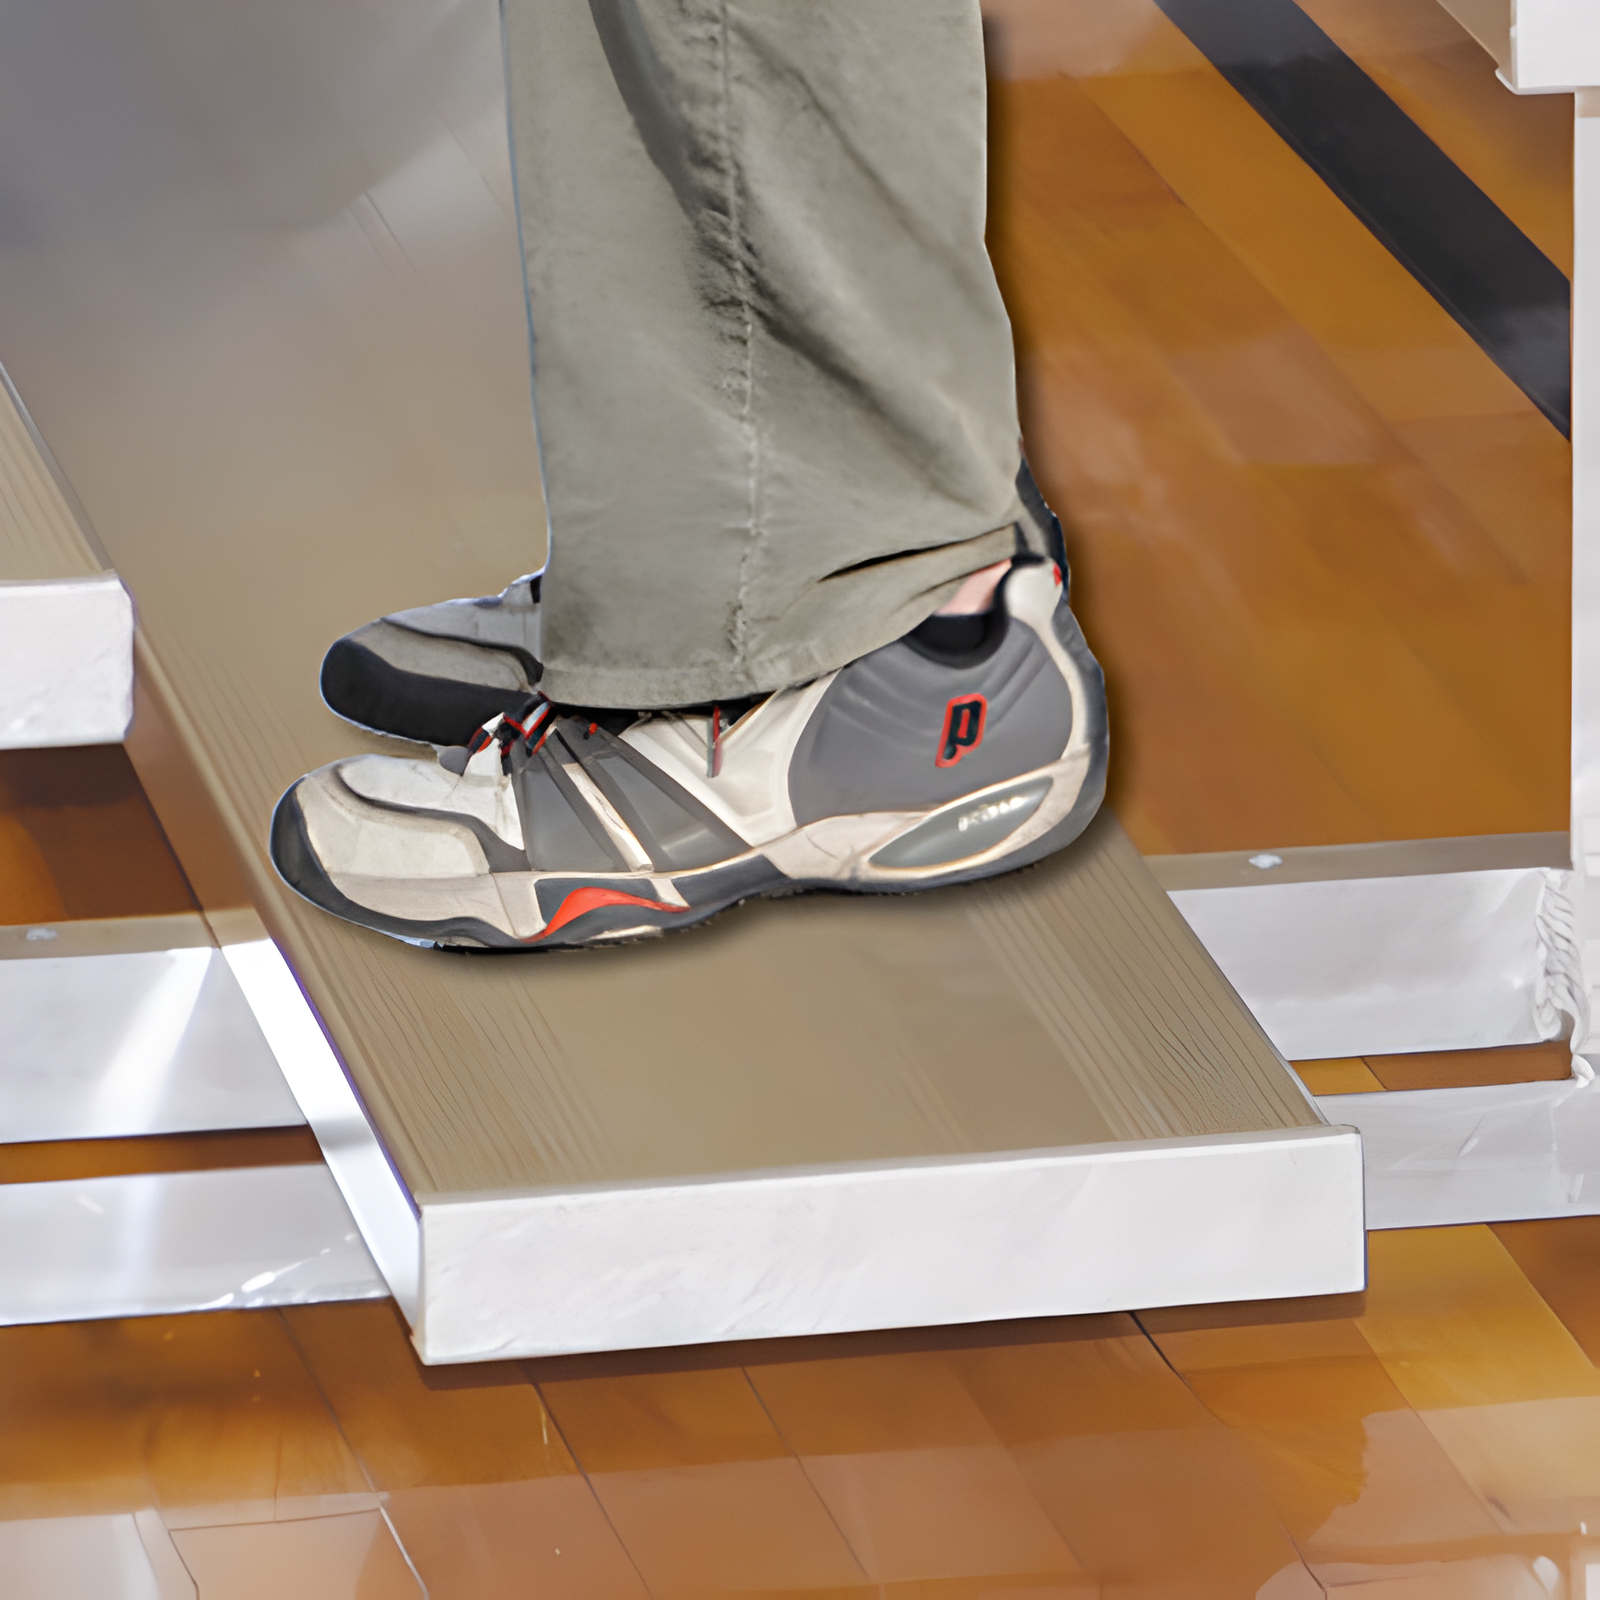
319;636;530;746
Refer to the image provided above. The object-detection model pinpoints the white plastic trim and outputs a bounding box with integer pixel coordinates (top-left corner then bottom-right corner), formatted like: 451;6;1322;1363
0;1514;187;1600
1512;0;1600;92
1320;1057;1600;1228
1169;869;1575;1059
417;1126;1365;1363
0;946;304;1142
1576;90;1600;1052
0;573;133;748
0;1165;385;1326
222;939;420;1318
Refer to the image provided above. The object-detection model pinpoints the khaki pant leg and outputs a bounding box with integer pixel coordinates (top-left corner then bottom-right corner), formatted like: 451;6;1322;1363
505;0;1029;708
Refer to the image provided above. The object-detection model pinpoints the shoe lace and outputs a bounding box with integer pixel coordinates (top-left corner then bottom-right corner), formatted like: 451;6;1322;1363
707;704;723;779
455;693;754;780
464;693;555;773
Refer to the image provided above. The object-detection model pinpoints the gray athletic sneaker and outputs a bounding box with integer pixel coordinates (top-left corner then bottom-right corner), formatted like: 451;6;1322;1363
319;573;544;747
317;463;1066;748
270;556;1108;950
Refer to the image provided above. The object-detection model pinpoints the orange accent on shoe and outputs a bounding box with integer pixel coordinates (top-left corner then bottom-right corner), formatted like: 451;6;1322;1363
708;705;724;778
529;885;685;942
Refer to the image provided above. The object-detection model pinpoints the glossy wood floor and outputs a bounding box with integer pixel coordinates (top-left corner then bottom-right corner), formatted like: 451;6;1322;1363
8;1138;1600;1598
987;0;1572;855
4;0;1595;1595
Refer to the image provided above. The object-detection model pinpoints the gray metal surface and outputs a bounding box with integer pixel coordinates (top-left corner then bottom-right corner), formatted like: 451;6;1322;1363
0;0;546;688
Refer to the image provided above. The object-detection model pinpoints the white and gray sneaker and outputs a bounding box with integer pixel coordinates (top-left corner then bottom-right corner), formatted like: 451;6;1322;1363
317;463;1066;749
319;572;545;747
271;557;1108;950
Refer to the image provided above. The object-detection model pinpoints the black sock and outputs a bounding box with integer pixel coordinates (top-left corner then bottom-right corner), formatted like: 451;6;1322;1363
907;603;1006;666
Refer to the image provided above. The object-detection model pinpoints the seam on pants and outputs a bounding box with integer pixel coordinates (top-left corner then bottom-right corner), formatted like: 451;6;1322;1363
712;0;762;677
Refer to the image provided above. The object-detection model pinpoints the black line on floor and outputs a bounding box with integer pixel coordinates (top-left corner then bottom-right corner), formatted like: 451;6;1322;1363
1151;0;1571;435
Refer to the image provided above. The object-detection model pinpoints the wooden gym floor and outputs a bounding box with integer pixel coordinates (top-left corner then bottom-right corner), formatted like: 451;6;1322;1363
4;0;1597;1594
989;0;1572;856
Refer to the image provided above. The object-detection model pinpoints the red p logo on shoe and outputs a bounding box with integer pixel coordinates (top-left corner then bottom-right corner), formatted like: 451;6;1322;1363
937;695;987;767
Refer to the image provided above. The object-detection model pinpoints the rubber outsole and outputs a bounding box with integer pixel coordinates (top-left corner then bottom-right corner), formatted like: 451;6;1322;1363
270;720;1108;954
